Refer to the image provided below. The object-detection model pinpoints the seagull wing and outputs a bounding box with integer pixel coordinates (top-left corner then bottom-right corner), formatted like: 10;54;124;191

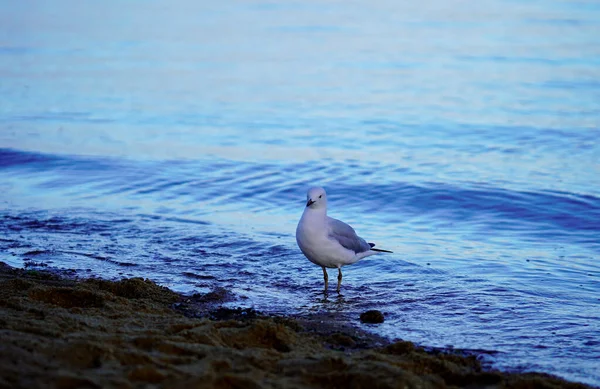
327;217;372;254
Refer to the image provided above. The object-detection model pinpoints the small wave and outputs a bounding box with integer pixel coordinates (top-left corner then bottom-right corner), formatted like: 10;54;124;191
332;181;600;247
2;148;597;253
0;148;63;168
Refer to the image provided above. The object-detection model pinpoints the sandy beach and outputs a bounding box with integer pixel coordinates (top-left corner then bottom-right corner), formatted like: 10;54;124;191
0;262;592;389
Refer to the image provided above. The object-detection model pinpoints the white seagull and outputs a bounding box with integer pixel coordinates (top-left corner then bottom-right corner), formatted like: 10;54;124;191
296;186;392;292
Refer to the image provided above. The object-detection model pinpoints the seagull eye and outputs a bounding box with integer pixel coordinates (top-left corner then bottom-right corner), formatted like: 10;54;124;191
319;195;322;198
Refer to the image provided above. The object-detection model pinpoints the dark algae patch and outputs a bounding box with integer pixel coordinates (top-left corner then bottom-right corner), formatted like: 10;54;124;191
0;262;593;389
86;277;180;303
29;287;106;308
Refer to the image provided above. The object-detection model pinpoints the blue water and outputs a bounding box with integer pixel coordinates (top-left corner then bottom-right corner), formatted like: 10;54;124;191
1;0;600;385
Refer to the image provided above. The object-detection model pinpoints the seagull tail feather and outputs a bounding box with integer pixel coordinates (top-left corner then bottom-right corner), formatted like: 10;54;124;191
368;243;393;253
371;248;393;253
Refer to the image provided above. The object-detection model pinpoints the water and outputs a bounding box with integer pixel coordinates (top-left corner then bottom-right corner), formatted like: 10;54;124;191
1;0;600;385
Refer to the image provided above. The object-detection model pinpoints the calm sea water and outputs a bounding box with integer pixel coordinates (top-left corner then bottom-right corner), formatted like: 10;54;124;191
1;0;599;385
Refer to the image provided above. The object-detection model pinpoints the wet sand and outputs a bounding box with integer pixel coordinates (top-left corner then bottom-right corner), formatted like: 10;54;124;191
0;262;592;389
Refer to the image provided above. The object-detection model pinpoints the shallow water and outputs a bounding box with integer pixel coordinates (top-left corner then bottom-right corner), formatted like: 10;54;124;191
1;0;600;385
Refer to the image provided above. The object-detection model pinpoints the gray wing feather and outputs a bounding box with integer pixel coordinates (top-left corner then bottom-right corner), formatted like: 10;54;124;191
327;217;372;254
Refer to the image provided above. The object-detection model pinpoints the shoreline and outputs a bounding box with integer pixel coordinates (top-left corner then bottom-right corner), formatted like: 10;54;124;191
0;262;593;389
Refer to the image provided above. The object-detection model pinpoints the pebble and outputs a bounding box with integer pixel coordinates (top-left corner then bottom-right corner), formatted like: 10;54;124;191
360;310;385;324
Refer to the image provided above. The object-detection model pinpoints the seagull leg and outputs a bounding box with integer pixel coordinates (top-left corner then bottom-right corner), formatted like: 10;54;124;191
322;266;328;291
337;267;342;293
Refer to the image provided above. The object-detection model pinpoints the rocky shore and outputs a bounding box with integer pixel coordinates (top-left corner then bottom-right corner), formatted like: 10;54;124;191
0;262;592;389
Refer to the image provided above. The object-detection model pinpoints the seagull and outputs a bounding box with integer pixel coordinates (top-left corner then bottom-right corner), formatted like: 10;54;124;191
296;186;392;293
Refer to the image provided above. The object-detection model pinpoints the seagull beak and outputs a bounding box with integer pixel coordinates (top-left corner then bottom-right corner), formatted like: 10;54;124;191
306;199;315;207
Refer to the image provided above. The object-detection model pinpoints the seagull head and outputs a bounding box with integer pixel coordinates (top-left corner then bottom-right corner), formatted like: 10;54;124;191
306;186;327;209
